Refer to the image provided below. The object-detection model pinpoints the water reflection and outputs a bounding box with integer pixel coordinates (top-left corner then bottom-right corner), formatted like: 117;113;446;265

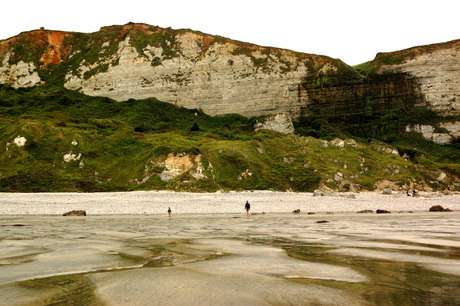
0;212;459;305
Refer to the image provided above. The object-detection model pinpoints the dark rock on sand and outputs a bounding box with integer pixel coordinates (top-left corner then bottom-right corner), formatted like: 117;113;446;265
376;209;391;214
357;210;373;214
429;205;453;212
316;220;329;223
292;209;300;214
63;210;86;216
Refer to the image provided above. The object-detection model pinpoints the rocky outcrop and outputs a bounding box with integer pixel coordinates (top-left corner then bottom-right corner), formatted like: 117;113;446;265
254;113;294;134
154;152;206;181
63;210;86;216
377;41;460;115
0;58;41;88
405;124;452;144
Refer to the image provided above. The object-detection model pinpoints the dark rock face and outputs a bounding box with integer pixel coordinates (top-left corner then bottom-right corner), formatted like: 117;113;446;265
298;72;423;139
301;73;421;119
376;209;391;214
63;210;86;216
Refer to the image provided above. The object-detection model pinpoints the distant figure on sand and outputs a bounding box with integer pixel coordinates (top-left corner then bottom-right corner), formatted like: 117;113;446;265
245;201;250;216
168;207;172;217
412;190;416;197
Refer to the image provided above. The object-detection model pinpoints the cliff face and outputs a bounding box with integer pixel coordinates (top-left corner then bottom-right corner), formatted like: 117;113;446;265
64;33;313;117
373;41;460;115
0;23;459;120
300;73;422;119
0;23;356;117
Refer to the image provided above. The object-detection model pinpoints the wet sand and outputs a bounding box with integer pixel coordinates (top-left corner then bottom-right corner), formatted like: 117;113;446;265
1;209;459;305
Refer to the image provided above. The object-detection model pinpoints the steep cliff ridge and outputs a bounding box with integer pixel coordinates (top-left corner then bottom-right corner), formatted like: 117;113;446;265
0;23;459;121
0;23;358;117
62;23;357;117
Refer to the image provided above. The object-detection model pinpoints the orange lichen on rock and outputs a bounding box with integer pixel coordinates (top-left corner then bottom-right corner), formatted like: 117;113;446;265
40;31;71;66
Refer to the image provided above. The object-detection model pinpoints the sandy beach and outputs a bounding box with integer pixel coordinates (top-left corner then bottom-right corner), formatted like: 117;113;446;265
1;190;459;305
0;190;459;215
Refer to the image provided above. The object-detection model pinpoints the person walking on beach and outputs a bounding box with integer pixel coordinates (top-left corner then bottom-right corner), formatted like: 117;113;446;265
245;200;250;217
168;207;172;217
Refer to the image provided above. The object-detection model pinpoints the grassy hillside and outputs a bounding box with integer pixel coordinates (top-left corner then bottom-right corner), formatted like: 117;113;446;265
1;84;459;193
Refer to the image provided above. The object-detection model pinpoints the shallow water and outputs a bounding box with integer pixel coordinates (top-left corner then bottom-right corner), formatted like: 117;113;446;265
0;212;459;305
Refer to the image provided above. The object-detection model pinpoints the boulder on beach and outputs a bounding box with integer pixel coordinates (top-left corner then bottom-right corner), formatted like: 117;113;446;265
429;205;444;212
313;190;324;197
376;209;391;214
429;205;452;212
316;220;329;223
292;209;300;214
357;210;373;214
63;210;86;216
382;188;392;195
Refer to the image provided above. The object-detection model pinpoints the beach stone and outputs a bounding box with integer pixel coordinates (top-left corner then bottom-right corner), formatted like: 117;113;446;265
292;209;300;214
357;210;373;214
316;220;329;223
313;190;324;196
382;188;392;195
429;205;446;212
307;212;315;215
63;210;86;216
376;209;391;214
429;205;444;212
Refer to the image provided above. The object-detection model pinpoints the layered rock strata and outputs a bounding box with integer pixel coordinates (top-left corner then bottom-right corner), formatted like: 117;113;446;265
63;30;337;117
0;24;459;120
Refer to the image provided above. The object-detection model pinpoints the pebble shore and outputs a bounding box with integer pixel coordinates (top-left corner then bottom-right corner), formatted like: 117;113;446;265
1;191;459;215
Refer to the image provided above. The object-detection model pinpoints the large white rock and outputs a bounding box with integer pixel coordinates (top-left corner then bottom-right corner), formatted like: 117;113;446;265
405;124;452;144
13;135;27;147
254;113;294;134
0;52;41;88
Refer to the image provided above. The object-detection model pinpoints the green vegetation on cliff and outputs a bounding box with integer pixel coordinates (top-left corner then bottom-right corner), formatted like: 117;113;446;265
1;85;459;192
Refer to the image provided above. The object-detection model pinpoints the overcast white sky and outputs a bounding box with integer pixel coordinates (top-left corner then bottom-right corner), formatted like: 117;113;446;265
1;0;458;65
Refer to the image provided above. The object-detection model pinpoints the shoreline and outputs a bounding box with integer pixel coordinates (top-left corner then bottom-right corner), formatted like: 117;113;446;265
1;190;459;216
